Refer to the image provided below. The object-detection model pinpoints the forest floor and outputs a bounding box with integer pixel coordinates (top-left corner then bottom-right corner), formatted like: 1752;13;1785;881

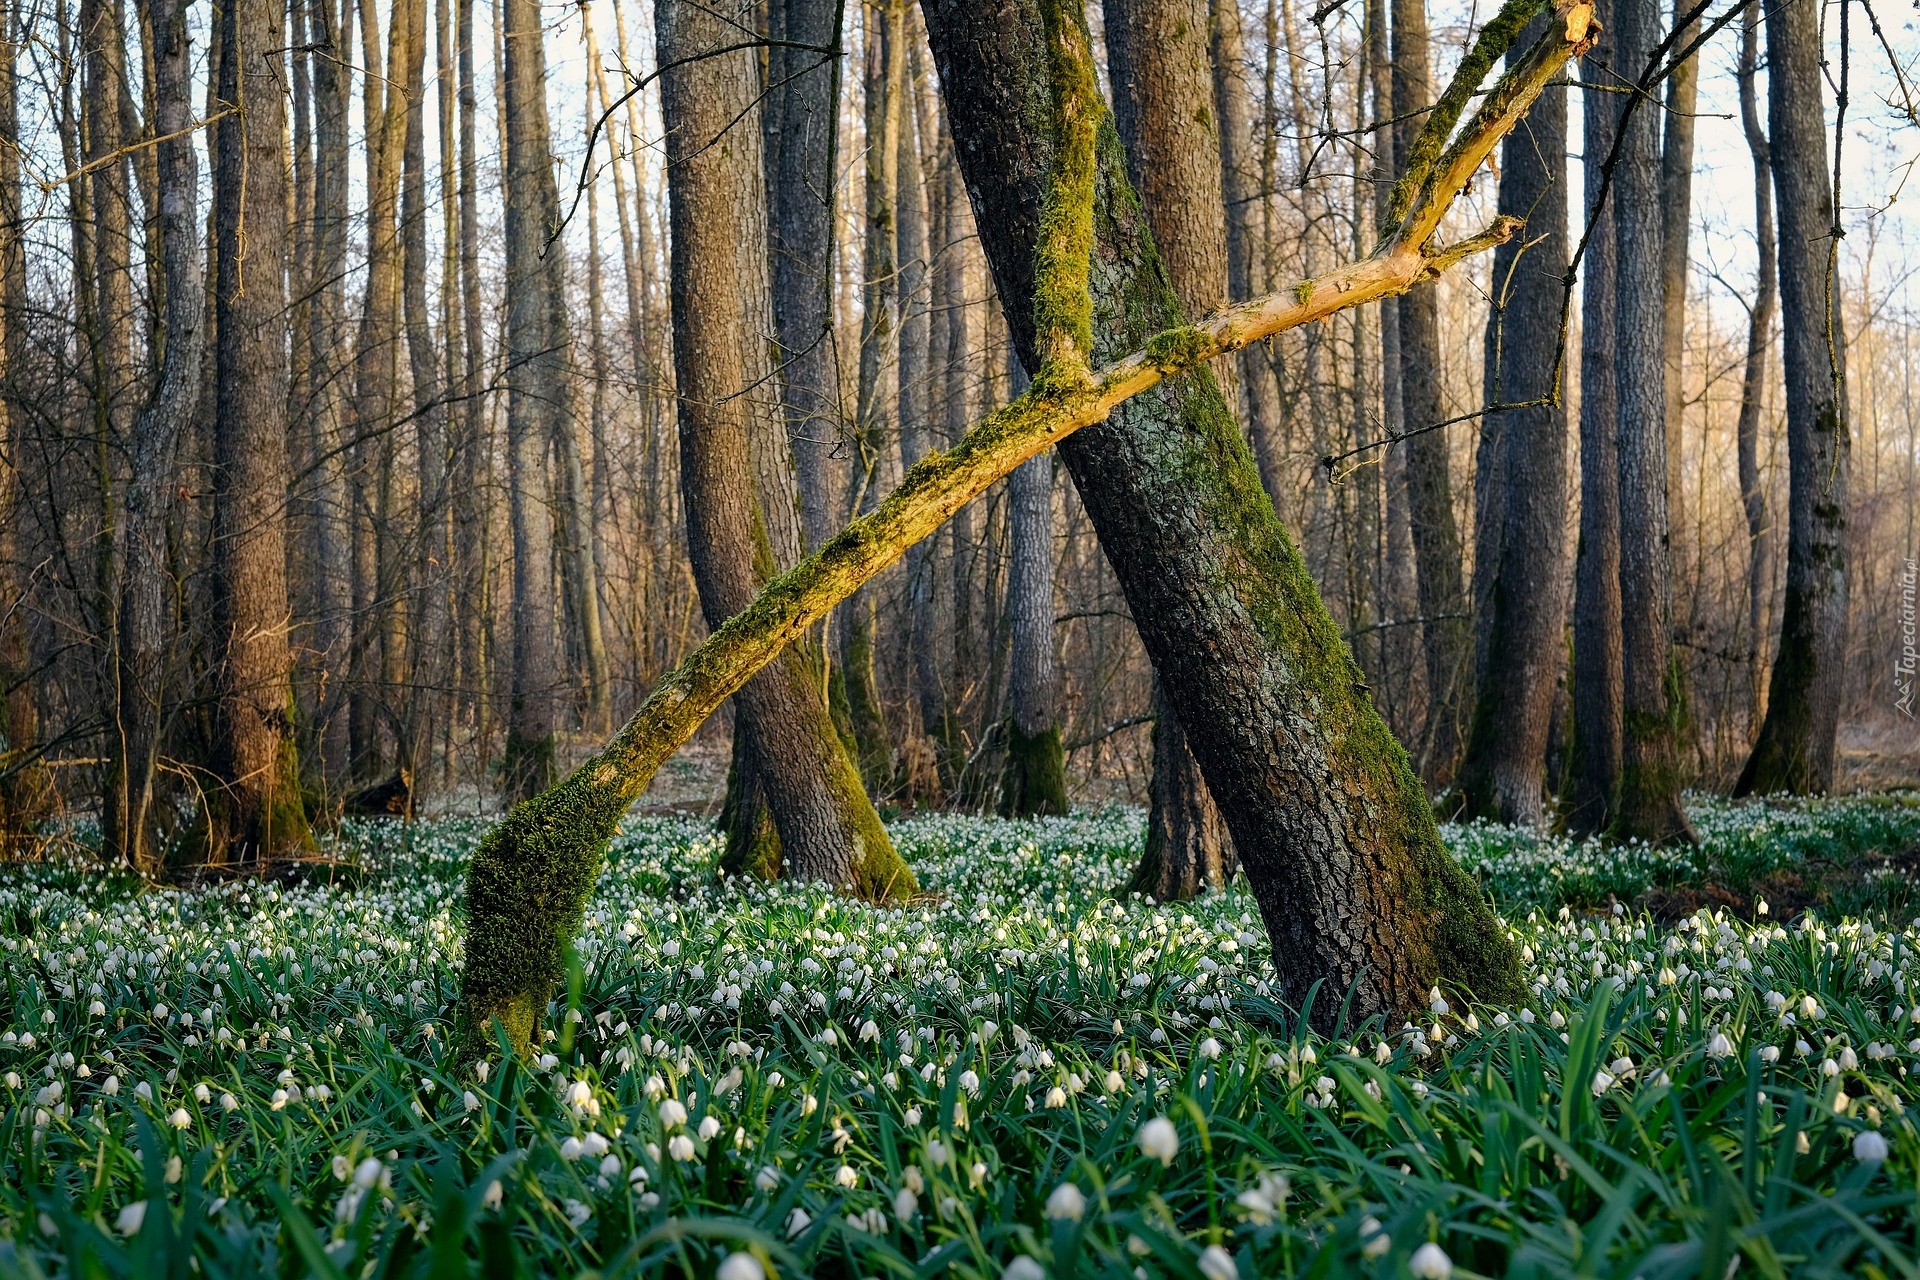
4;796;1920;1276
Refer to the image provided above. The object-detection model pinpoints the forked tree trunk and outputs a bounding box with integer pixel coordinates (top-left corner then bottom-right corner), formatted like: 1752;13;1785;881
455;0;1581;1054
1456;13;1568;826
924;0;1535;1018
1611;0;1694;842
107;0;203;873
657;0;913;895
1736;0;1848;796
1565;23;1624;836
1733;0;1774;718
205;0;313;865
1105;0;1236;896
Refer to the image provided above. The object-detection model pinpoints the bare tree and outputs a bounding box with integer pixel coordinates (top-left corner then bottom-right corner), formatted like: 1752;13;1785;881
1733;0;1774;715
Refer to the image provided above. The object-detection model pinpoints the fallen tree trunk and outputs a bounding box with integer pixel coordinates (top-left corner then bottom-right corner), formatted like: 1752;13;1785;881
455;0;1595;1058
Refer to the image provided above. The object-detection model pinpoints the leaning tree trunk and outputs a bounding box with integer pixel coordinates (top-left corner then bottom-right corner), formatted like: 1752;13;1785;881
924;0;1544;1019
453;0;1582;1055
107;0;203;874
204;0;313;866
1611;0;1694;842
1733;0;1774;720
1455;14;1568;826
499;0;563;799
1736;0;1848;796
1105;0;1237;897
1391;0;1470;786
657;0;914;895
1565;23;1624;837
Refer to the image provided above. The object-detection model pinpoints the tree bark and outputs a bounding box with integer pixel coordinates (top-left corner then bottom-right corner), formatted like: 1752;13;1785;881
1609;0;1693;842
1002;442;1067;817
1390;0;1469;785
657;0;913;895
455;0;1582;1053
1565;25;1623;836
1105;0;1237;895
1659;0;1698;614
1734;0;1774;719
1736;0;1848;796
1456;14;1569;825
498;0;563;798
106;0;203;872
205;0;313;864
453;0;489;770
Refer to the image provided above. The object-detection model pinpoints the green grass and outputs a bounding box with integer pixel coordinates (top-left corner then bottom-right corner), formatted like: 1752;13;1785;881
2;799;1919;1277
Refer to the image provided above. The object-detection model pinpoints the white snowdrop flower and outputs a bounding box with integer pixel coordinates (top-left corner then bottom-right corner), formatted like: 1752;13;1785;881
1855;1130;1891;1162
537;1054;559;1071
1197;1244;1237;1280
1822;1058;1842;1078
1104;1070;1125;1094
560;1136;584;1161
800;1094;819;1116
89;1001;106;1017
1045;1086;1068;1108
1046;1182;1086;1220
860;1020;880;1043
1198;1037;1223;1061
756;1165;781;1192
960;1070;981;1097
270;1089;289;1111
219;1092;238;1112
662;940;680;958
332;1155;352;1182
904;1105;923;1126
1137;1115;1179;1165
1428;988;1449;1016
168;1108;190;1129
1001;1258;1046;1280
1359;1216;1391;1258
1800;996;1822;1019
463;1090;481;1113
599;1153;623;1178
658;1098;688;1127
1408;1241;1453;1279
115;1202;147;1235
786;1207;812;1238
668;1134;695;1161
1591;1070;1615;1096
481;1180;503;1210
1840;1046;1860;1070
927;1139;950;1166
563;1199;592;1228
134;1081;153;1102
102;1075;119;1096
1759;1045;1781;1063
352;1158;385;1189
565;1080;593;1110
698;1115;722;1141
475;1062;490;1083
893;1186;918;1222
164;1156;183;1185
193;1082;211;1104
152;1004;169;1020
1707;1034;1735;1059
833;1163;859;1189
717;1254;766;1280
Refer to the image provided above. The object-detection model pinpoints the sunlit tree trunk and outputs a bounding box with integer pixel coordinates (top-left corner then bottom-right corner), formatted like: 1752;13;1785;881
1734;0;1774;720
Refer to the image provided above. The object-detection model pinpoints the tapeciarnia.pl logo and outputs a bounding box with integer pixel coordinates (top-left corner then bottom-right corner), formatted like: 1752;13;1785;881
1899;558;1917;719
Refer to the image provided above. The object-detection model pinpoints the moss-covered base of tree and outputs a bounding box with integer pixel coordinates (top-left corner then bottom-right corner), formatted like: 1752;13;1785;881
1613;705;1698;847
1736;629;1821;797
999;720;1068;818
170;735;318;876
716;733;782;882
500;727;557;803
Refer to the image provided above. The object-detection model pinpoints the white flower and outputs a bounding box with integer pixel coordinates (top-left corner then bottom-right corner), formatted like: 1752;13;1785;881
1197;1244;1237;1280
115;1201;147;1235
332;1155;353;1182
1759;1045;1781;1063
893;1186;918;1221
756;1165;781;1192
1198;1037;1223;1061
168;1108;190;1129
1000;1258;1046;1280
904;1105;923;1126
668;1135;695;1161
1104;1070;1125;1094
193;1082;211;1104
563;1199;592;1228
834;1164;859;1189
1409;1241;1453;1279
463;1090;481;1112
860;1020;880;1042
1855;1130;1891;1162
786;1207;812;1238
1137;1115;1179;1165
1822;1058;1841;1077
134;1081;153;1102
658;1098;688;1127
559;1136;584;1161
1840;1046;1860;1070
1045;1086;1068;1108
89;1001;106;1017
698;1115;722;1141
959;1070;981;1097
566;1080;593;1110
717;1254;766;1280
220;1092;238;1112
1045;1182;1085;1220
1706;1033;1735;1059
1359;1215;1390;1257
102;1075;119;1096
1234;1171;1289;1224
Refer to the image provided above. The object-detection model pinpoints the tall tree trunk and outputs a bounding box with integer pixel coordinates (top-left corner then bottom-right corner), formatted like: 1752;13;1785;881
1735;0;1848;796
80;0;133;630
1734;0;1774;721
841;0;899;789
498;0;563;798
454;0;489;772
1001;438;1066;818
936;139;981;800
1456;15;1569;825
1105;0;1237;898
1390;0;1468;785
924;0;1529;1019
1565;28;1623;836
1659;0;1698;625
547;235;612;731
106;0;203;872
658;0;913;895
205;0;313;864
1611;0;1693;842
436;0;464;786
0;13;57;850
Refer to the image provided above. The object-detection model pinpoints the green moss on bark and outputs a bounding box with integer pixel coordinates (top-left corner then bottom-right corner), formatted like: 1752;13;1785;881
998;719;1068;818
500;726;557;803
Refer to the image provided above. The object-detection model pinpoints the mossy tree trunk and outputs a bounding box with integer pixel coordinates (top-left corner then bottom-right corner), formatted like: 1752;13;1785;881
1456;13;1569;826
1104;0;1237;893
455;0;1586;1054
1610;0;1694;844
657;0;911;895
1735;0;1848;797
923;0;1568;1020
203;0;314;868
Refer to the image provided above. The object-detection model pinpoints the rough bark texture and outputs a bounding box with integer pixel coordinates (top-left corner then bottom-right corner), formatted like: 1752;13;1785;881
1001;448;1067;817
1659;3;1698;599
658;0;912;895
205;0;313;864
1610;0;1693;843
1736;0;1848;796
925;0;1525;1020
499;0;562;799
1734;0;1774;714
1565;27;1623;836
1390;0;1469;784
107;0;203;873
1105;0;1237;895
1457;14;1568;825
